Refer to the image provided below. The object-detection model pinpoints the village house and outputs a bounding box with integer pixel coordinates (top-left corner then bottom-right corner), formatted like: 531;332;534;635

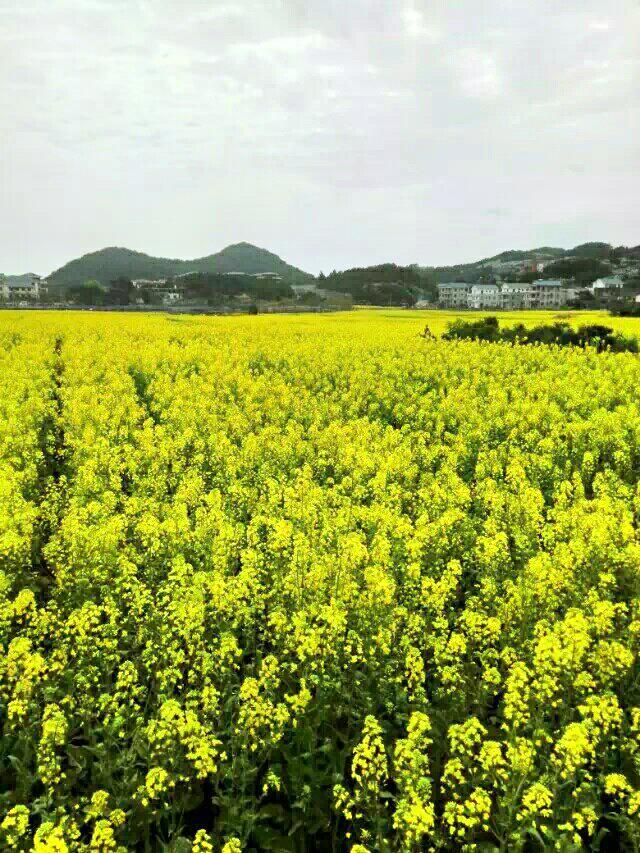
132;278;183;300
0;273;46;301
437;282;472;308
131;278;167;288
438;279;578;310
252;272;283;281
590;275;624;292
468;284;500;309
291;283;319;297
528;279;565;308
500;281;534;309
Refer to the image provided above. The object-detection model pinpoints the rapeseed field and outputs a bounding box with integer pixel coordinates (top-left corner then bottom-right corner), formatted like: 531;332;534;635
2;309;640;851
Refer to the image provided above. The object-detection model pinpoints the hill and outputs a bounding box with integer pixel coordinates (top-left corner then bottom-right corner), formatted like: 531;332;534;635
417;241;632;283
479;246;565;264
47;243;314;291
323;263;430;305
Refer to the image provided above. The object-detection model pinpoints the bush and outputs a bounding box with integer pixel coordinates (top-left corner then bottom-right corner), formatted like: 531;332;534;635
442;317;639;353
441;316;500;342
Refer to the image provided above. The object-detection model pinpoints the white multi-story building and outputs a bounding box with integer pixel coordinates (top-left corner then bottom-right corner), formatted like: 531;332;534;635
437;278;579;310
132;278;186;300
437;282;472;308
468;284;500;309
0;273;45;301
529;279;566;308
252;272;283;281
291;284;318;297
591;275;624;292
131;278;167;289
500;282;534;309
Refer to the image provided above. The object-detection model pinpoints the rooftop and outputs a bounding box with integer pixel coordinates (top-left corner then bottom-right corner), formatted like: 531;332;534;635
594;275;623;285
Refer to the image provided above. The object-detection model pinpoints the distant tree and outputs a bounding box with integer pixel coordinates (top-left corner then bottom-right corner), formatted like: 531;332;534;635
324;291;354;309
611;299;640;317
106;276;134;305
517;270;542;283
569;242;612;260
172;272;293;303
571;289;596;309
67;279;105;305
324;264;423;304
298;291;324;306
415;269;437;291
361;282;416;306
542;257;610;286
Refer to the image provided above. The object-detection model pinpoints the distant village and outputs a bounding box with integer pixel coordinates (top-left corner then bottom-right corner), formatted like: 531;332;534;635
434;253;640;311
127;271;291;305
0;271;311;308
0;273;47;304
2;244;640;312
0;269;355;311
437;275;630;310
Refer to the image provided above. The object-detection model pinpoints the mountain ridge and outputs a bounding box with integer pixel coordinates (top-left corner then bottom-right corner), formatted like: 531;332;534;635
33;239;640;293
426;242;623;272
46;242;314;290
412;241;640;285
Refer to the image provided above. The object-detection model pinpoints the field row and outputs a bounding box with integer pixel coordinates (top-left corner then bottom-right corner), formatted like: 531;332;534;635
1;311;640;850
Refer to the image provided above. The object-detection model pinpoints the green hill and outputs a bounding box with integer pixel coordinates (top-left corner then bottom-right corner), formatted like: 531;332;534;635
568;242;614;259
47;243;314;291
324;263;430;304
480;246;565;263
419;242;619;283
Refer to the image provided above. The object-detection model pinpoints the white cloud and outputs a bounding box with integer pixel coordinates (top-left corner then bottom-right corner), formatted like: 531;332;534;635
402;5;442;41
587;18;612;31
449;49;503;99
0;0;638;274
227;32;332;60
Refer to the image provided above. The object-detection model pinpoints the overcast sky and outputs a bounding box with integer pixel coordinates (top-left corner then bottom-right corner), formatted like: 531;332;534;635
1;0;639;275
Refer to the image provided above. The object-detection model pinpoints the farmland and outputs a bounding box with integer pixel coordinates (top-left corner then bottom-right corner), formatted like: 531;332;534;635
2;309;640;851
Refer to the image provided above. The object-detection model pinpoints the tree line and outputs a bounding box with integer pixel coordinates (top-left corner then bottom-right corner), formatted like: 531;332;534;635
441;316;639;352
67;274;294;306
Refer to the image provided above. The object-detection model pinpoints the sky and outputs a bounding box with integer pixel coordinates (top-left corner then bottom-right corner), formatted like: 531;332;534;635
1;0;639;276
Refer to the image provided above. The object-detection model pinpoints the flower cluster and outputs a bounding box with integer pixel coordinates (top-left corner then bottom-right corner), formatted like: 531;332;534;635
1;309;640;849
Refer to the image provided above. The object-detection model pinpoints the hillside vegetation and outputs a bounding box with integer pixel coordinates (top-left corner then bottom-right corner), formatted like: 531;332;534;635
37;240;640;306
418;241;640;284
46;243;314;291
324;263;429;304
